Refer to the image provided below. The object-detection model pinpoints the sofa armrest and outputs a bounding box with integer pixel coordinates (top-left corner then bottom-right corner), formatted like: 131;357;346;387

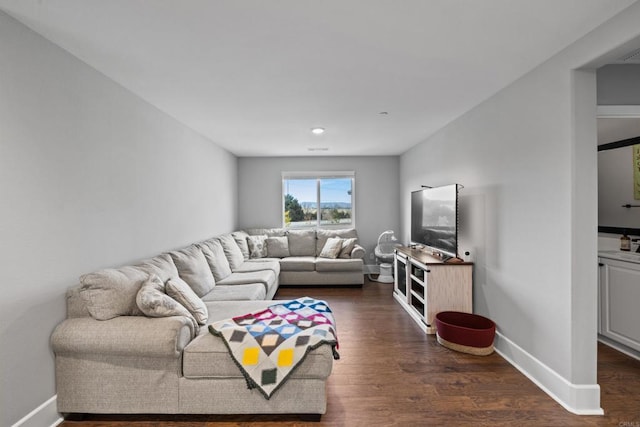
51;315;195;359
351;244;365;259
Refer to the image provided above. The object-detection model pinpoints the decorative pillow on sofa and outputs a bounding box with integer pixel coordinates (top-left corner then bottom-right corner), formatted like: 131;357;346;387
316;228;358;256
266;236;291;258
79;266;148;320
169;245;216;297
247;235;268;258
166;277;208;325
319;237;344;259
136;274;198;331
339;237;358;259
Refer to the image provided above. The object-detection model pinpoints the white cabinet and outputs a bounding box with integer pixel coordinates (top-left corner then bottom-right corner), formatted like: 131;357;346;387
598;257;640;355
393;247;473;334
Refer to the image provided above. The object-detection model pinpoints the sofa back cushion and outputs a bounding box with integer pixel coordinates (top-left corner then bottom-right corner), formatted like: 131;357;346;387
231;231;251;260
79;265;148;320
170;245;216;297
245;227;286;237
266;236;291;258
199;240;232;281
287;229;317;256
316;228;358;256
137;253;179;283
216;234;245;270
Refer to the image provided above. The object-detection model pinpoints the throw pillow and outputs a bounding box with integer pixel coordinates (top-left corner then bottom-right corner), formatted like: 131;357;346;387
266;236;291;258
166;277;208;325
320;237;343;259
79;266;148;320
169;245;216;297
247;235;268;258
339;237;358;259
316;228;358;256
136;274;198;331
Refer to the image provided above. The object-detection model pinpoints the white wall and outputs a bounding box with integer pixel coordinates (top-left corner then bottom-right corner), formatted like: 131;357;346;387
597;64;640;105
0;12;238;426
238;156;400;261
399;3;640;414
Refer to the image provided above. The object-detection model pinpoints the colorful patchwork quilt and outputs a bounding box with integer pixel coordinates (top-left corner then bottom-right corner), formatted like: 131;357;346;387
208;297;339;399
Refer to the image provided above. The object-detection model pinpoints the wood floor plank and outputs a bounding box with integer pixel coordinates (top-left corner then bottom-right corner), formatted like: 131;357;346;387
60;278;640;426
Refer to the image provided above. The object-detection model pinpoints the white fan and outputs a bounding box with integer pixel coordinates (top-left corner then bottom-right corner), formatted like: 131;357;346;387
372;230;399;283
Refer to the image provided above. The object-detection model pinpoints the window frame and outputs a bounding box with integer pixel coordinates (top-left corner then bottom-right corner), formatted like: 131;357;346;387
281;171;355;229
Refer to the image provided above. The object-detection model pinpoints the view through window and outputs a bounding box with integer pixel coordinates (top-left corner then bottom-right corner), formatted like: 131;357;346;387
282;172;354;228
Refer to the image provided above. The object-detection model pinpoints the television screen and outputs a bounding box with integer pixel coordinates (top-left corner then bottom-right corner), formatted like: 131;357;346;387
411;184;458;257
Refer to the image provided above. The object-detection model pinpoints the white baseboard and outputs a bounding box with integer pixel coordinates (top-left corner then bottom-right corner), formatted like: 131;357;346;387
11;395;62;427
494;332;603;415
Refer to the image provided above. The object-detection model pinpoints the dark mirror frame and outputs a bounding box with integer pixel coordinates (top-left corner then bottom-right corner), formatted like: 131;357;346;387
598;135;640;236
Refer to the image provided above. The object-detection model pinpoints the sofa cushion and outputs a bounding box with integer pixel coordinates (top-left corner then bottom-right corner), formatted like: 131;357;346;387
231;231;251;260
166;277;208;325
246;235;268;259
216;270;276;287
234;259;281;276
316;228;358;256
137;253;179;283
170;246;216;297
136;275;198;331
216;234;245;270
200;283;266;301
79;265;148;320
319;237;343;259
287;229;317;256
182;329;333;379
215;270;277;299
315;257;363;273
245;227;286;237
279;256;316;272
266;236;290;258
199;240;232;282
339;237;358;259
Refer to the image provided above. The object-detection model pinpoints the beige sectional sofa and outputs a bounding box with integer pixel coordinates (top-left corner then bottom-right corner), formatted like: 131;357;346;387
51;228;364;418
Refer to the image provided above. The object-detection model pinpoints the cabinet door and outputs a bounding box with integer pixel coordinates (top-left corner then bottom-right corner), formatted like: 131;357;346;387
425;265;473;326
394;254;408;301
600;260;640;352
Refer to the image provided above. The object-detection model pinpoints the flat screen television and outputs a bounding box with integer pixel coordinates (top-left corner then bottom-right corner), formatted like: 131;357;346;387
410;184;459;259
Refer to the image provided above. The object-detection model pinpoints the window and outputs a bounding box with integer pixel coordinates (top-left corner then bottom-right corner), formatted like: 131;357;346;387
282;172;354;229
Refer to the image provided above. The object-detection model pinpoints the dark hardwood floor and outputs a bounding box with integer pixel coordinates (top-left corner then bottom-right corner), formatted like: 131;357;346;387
62;278;640;426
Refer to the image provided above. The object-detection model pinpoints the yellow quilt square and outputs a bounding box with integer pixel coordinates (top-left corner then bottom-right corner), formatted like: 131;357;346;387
242;347;260;365
278;348;294;367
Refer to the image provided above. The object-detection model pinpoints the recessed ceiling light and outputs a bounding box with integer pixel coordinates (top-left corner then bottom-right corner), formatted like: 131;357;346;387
308;147;329;152
311;127;325;135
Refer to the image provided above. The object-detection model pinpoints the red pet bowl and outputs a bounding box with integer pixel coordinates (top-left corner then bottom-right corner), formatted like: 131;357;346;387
435;311;496;356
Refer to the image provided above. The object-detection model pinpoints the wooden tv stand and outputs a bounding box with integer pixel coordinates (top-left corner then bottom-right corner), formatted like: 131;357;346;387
393;246;473;334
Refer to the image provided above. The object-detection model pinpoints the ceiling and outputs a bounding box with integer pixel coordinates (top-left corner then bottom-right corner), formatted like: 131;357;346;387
0;1;636;157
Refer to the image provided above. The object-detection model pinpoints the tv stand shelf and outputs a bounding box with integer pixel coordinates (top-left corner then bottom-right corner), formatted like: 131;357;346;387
393;246;473;334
